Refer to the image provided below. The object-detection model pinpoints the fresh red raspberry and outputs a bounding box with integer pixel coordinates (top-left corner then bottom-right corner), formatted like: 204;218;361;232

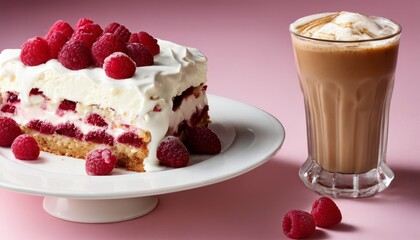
103;52;136;79
86;113;108;127
45;31;69;59
0;117;23;147
72;23;103;48
85;148;117;176
1;104;16;114
311;197;342;228
116;132;144;147
75;18;94;29
20;37;51;66
129;31;160;55
58;39;92;70
84;129;114;146
282;210;316;239
157;136;189;168
55;122;83;140
11;134;40;160
91;33;127;67
45;20;74;40
126;43;153;67
186;127;221;154
104;22;131;43
27;119;55;135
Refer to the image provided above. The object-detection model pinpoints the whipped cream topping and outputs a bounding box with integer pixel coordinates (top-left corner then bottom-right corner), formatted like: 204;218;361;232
0;39;208;171
290;11;400;41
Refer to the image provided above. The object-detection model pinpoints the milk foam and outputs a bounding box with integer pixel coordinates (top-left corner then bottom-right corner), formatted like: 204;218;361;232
290;11;400;41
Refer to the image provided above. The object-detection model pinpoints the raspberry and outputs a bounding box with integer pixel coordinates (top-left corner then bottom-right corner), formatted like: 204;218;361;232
58;99;77;111
20;37;51;66
6;92;20;103
72;23;103;48
1;104;16;114
45;31;69;59
103;52;136;79
186;127;221;154
58;39;92;70
0;117;23;147
45;20;74;40
311;197;342;228
27;119;55;135
86;113;108;127
129;31;160;55
11;134;40;161
104;22;131;43
116;132;144;147
84;129;114;146
75;18;94;29
55;122;83;140
126;43;153;67
91;33;127;67
282;210;316;239
85;148;117;176
157;136;189;168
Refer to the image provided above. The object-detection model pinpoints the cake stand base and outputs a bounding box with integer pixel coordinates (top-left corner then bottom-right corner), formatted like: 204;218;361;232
43;196;159;223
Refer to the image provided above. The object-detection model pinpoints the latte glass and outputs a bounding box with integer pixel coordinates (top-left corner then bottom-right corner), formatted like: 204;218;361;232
290;14;401;198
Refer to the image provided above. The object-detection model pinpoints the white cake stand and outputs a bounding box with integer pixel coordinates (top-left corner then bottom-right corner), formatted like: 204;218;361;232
0;95;285;223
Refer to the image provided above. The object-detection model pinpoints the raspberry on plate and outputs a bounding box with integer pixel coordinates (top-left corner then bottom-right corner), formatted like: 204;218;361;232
11;134;40;160
311;197;342;228
91;33;127;67
103;52;136;79
157;136;189;168
186;127;221;154
20;37;51;66
0;117;23;147
282;209;316;239
85;148;117;175
58;39;92;70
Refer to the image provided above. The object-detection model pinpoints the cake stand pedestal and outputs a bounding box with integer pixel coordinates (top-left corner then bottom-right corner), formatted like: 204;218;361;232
43;196;159;223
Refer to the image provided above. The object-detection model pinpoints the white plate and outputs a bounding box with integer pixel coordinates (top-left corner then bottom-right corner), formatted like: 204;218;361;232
0;95;285;223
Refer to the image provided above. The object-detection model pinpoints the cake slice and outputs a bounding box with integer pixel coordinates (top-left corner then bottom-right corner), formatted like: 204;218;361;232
0;19;213;172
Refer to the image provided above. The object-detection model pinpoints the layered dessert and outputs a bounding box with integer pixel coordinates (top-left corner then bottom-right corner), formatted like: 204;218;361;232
0;19;214;172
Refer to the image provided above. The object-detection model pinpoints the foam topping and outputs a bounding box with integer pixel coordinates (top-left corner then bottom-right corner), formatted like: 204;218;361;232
290;11;400;41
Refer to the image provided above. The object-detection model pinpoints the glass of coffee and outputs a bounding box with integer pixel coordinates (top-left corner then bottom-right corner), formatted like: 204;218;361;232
290;12;401;198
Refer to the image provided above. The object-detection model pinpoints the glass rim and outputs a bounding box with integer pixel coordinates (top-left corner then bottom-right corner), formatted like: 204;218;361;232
289;15;402;44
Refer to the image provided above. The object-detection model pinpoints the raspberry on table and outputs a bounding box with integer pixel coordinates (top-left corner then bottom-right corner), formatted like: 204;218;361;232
129;31;160;55
58;39;92;70
45;20;74;40
46;31;69;59
157;136;189;168
20;37;51;66
72;23;103;48
104;22;131;43
11;134;40;161
91;33;127;67
311;197;342;228
0;117;23;147
103;52;136;79
186;127;221;154
282;210;316;239
126;43;154;67
85;148;117;175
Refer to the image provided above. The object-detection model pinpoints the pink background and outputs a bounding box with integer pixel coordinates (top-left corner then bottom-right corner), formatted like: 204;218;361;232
1;0;419;239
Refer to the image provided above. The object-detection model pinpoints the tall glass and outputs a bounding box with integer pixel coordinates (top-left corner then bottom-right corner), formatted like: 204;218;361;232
290;15;401;198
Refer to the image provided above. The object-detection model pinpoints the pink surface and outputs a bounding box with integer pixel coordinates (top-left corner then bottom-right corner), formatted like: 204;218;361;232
0;0;419;239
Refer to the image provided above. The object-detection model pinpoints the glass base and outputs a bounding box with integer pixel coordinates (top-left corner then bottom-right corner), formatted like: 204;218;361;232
299;158;394;198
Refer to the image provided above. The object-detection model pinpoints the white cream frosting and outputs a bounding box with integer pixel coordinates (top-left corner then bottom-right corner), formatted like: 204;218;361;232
290;11;400;41
0;39;208;171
